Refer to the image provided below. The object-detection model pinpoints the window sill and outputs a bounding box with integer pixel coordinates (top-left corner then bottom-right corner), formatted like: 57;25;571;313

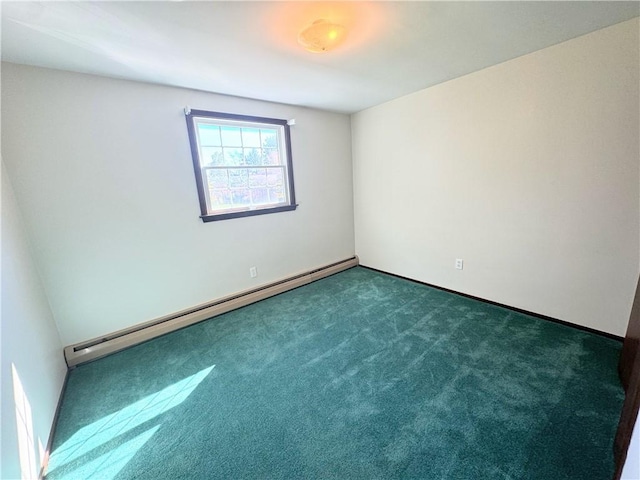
200;204;298;222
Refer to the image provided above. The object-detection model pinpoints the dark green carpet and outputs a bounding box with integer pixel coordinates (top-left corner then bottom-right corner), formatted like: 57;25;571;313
46;267;624;479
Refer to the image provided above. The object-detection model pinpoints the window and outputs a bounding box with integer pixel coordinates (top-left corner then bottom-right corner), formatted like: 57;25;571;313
185;109;296;222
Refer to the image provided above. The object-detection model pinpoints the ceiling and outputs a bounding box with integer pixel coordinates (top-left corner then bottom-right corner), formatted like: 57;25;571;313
2;1;638;114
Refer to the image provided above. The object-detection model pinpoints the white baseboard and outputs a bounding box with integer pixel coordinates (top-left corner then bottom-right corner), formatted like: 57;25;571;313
64;256;359;367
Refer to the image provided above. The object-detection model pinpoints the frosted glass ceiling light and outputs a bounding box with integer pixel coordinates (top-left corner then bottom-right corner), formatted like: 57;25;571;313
298;19;347;53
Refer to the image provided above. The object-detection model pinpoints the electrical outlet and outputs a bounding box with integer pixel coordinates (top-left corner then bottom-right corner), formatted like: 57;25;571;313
249;267;258;278
455;259;464;270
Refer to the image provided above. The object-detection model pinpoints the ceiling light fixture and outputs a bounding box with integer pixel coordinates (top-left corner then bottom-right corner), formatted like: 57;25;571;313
297;19;347;53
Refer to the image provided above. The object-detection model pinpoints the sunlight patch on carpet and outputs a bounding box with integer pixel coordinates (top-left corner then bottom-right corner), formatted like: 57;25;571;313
46;365;214;478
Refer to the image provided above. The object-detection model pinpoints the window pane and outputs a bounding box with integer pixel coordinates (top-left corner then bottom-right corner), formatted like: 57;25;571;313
197;124;221;146
251;188;269;205
200;147;224;166
244;148;261;166
266;168;283;186
223;148;244;166
248;168;267;188
229;169;248;188
262;149;280;166
242;128;261;147
231;189;250;206
268;186;286;204
210;189;232;209
220;126;242;146
261;129;278;148
206;169;228;188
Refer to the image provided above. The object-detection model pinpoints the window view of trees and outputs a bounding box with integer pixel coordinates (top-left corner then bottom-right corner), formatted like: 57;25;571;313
197;124;287;211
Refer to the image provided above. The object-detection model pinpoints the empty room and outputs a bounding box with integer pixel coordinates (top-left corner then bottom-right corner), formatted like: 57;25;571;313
2;1;640;479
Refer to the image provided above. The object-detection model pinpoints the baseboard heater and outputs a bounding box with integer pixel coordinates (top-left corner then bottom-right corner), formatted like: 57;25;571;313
64;256;359;367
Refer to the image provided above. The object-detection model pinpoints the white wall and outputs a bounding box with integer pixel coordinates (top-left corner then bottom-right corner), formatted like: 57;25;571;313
352;18;639;336
1;63;355;346
1;162;67;479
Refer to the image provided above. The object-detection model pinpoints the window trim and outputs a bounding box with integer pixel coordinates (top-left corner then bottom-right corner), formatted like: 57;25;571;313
185;109;297;222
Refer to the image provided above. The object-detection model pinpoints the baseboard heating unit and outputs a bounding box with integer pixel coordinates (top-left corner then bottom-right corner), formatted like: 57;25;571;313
64;256;359;367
